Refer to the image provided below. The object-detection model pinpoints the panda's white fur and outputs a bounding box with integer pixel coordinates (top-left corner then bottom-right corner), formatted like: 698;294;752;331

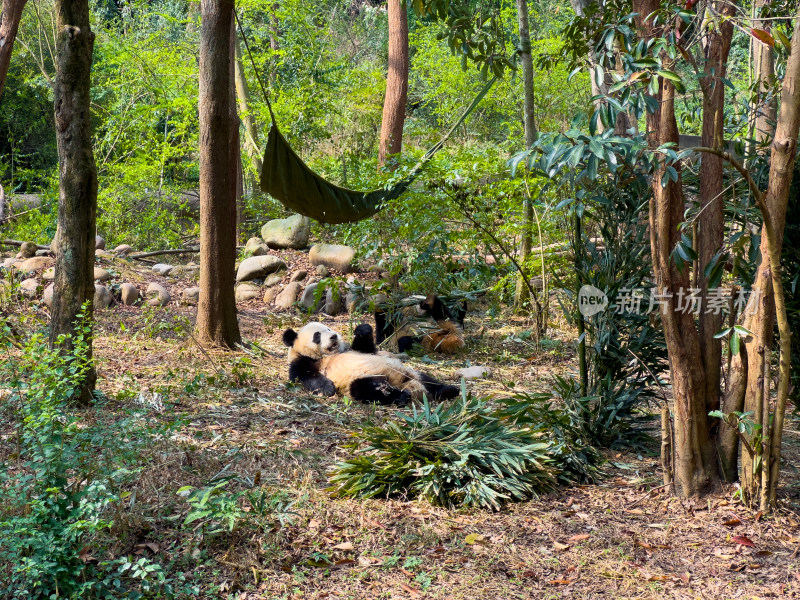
286;322;430;400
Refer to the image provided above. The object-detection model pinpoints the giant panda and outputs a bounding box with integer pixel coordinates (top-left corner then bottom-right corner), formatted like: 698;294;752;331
282;322;459;406
375;294;466;355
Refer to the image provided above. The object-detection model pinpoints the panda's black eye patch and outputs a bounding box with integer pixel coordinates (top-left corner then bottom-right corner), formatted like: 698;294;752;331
313;332;321;344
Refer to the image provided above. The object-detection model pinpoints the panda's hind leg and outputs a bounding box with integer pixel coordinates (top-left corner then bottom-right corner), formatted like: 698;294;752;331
349;376;410;406
418;372;460;401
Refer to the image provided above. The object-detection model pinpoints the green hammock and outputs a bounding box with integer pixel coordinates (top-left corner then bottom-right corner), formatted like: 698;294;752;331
258;77;496;224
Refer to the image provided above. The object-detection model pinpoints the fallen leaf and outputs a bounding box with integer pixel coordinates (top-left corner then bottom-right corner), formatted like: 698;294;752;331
679;572;691;584
723;518;741;527
400;568;415;577
309;519;321;529
548;578;575;585
333;541;354;551
331;559;355;569
731;535;755;548
755;550;773;557
400;583;420;597
465;533;487;545
569;534;591;542
553;541;571;551
646;574;670;582
521;570;537;579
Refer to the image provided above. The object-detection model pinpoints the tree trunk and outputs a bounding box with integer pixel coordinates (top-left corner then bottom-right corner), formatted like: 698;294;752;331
49;0;97;404
234;35;263;180
718;0;778;483
0;0;28;99
186;1;199;33
697;1;734;429
196;0;241;349
377;0;408;168
513;0;537;313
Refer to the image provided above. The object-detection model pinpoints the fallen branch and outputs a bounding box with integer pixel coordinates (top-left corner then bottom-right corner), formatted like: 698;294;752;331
127;247;200;260
0;239;50;250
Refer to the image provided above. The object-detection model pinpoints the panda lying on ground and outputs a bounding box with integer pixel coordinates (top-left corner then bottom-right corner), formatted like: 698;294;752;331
374;294;466;355
282;322;459;406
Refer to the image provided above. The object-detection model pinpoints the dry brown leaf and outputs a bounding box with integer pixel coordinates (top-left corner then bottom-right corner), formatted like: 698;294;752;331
723;518;742;527
548;578;576;585
569;534;591;542
400;583;420;597
731;535;755;548
646;574;670;582
553;541;571;551
333;541;354;551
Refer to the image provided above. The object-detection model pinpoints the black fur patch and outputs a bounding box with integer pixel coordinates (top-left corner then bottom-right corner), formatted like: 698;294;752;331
282;328;298;347
349;376;410;406
397;335;420;353
351;323;377;354
312;331;321;344
289;356;336;396
374;310;391;344
420;294;453;323
418;372;459;401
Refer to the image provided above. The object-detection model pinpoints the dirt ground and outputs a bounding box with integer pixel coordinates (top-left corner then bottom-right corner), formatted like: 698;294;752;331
3;251;800;599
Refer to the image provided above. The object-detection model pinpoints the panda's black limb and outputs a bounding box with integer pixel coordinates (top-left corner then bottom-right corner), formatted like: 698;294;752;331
418;372;460;401
289;356;336;396
351;323;377;354
397;335;421;353
374;310;392;344
350;377;410;406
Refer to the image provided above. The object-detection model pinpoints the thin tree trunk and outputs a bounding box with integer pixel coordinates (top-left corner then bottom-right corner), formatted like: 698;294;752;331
234;35;263;180
377;0;408;168
697;1;734;433
513;0;537;313
186;1;199;33
197;0;241;348
49;0;97;404
0;0;28;99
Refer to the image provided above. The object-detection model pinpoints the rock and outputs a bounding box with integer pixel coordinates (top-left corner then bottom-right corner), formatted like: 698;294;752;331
324;287;343;315
264;271;284;287
236;255;286;282
19;278;39;298
290;270;307;283
152;263;173;276
169;264;200;280
1;258;20;269
94;267;112;282
263;286;280;305
300;283;325;312
114;244;132;256
43;268;55;281
235;282;262;302
308;243;356;273
120;283;139;306
35;249;50;257
182;286;200;306
94;284;112;308
457;366;491;380
315;264;330;277
274;282;302;309
346;288;368;313
146;282;171;307
43;283;54;308
19;241;38;258
95;235;106;250
96;249;114;259
19;256;54;273
244;237;269;256
261;214;310;249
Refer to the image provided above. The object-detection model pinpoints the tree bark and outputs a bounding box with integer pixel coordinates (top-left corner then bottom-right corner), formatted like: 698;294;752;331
0;0;28;99
697;1;734;428
513;0;537;313
196;0;241;348
49;0;97;404
377;0;408;168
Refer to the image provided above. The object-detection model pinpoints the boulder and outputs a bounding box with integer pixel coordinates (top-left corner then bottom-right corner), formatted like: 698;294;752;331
94;284;112;308
457;366;491;380
43;283;54;308
308;243;356;273
182;286;200;306
346;288;368;313
235;282;262;302
324;287;343;315
35;249;50;257
95;235;106;250
19;241;38;258
120;283;139;306
146;282;171;307
264;271;284;287
19;278;39;298
274;282;302;309
152;263;173;276
94;267;112;282
315;264;330;277
244;237;269;256
261;214;310;249
1;257;20;269
263;286;280;305
290;269;307;283
19;256;54;273
114;244;132;256
169;264;200;280
42;268;55;281
236;255;286;282
300;283;325;312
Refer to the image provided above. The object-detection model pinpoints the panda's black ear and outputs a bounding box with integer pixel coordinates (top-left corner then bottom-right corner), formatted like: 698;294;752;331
282;328;298;347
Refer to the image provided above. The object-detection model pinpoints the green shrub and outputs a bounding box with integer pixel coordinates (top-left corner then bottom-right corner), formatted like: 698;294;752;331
328;392;560;510
0;313;178;599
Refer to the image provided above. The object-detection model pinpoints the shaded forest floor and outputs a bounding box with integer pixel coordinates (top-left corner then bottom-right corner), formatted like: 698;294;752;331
2;253;800;599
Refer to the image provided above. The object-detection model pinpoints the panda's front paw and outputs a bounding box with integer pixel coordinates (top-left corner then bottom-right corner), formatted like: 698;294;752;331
320;379;337;397
394;391;411;407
